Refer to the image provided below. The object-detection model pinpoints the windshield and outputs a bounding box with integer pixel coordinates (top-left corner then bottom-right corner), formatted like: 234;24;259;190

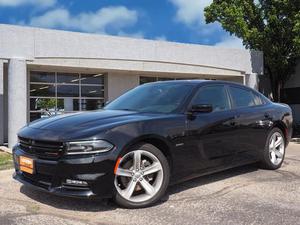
105;83;194;113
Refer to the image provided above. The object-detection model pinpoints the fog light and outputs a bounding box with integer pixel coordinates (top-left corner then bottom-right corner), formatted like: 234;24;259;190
65;179;88;186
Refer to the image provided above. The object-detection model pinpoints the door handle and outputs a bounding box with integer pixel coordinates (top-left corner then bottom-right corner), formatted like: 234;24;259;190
230;115;239;126
230;121;236;126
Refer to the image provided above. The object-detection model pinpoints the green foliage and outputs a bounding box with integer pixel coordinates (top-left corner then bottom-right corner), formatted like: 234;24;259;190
36;98;56;110
205;0;300;101
0;152;13;170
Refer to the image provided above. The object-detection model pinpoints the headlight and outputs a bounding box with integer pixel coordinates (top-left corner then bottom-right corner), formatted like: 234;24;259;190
66;140;114;155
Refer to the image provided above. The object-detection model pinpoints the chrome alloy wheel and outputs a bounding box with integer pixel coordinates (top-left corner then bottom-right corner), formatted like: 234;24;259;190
269;132;285;166
114;150;164;203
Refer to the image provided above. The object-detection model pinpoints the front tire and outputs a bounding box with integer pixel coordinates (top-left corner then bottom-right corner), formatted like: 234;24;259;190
113;143;170;208
260;128;286;170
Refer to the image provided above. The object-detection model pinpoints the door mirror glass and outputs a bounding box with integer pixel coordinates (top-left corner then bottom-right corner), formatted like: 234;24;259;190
190;104;213;113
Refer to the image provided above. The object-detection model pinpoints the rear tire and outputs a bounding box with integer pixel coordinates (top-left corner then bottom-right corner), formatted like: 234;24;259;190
113;143;170;208
260;128;285;170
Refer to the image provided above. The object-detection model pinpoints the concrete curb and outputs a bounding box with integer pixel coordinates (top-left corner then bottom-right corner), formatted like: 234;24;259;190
0;146;12;154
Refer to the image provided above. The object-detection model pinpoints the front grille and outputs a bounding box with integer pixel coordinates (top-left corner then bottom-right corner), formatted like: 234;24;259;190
18;136;64;160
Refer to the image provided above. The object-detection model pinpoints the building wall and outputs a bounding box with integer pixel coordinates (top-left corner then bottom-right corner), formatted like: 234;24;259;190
3;64;8;143
0;24;263;78
106;72;139;101
0;62;8;144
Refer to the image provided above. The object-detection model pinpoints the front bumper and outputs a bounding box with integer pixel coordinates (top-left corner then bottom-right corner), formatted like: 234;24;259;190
13;145;116;199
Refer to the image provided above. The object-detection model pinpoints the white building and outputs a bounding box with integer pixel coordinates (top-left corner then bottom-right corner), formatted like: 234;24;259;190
0;24;264;147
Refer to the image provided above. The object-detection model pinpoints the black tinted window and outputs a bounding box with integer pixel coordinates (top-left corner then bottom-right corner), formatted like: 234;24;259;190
229;87;256;108
105;83;194;113
191;85;230;112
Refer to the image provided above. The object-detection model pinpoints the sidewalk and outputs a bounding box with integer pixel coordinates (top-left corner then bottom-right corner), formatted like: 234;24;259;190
0;146;11;154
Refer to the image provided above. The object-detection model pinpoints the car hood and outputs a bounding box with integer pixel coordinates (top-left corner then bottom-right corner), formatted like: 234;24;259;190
29;110;159;130
19;110;170;141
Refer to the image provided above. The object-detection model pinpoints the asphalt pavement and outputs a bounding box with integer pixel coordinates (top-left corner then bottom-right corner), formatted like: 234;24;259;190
0;143;299;225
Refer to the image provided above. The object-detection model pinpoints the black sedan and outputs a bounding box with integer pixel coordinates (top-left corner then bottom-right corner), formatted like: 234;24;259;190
13;80;293;208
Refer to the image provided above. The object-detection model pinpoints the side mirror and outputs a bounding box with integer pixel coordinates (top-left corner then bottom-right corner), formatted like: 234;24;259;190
189;104;213;113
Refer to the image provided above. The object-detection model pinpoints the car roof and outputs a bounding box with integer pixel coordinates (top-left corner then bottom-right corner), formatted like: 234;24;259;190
144;79;267;95
147;79;271;103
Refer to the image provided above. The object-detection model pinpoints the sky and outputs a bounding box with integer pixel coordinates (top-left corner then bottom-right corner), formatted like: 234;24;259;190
0;0;244;49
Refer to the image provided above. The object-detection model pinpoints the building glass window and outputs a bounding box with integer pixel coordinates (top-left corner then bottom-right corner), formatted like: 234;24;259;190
140;76;157;84
30;84;56;97
81;86;104;98
30;71;55;83
139;76;211;85
29;71;105;122
56;85;80;97
81;73;104;84
157;77;174;81
57;73;79;84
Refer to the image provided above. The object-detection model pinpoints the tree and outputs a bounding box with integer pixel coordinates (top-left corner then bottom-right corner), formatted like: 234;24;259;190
204;0;300;102
36;98;56;110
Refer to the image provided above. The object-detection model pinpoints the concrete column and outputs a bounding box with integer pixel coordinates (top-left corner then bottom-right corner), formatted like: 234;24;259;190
106;72;139;101
64;97;73;111
245;73;258;90
0;61;4;145
8;59;27;148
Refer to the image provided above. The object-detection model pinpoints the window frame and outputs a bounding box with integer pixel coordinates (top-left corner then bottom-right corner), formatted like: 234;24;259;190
187;84;233;113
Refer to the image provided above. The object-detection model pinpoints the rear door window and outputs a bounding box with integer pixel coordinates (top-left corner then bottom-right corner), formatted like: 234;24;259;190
229;86;256;108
